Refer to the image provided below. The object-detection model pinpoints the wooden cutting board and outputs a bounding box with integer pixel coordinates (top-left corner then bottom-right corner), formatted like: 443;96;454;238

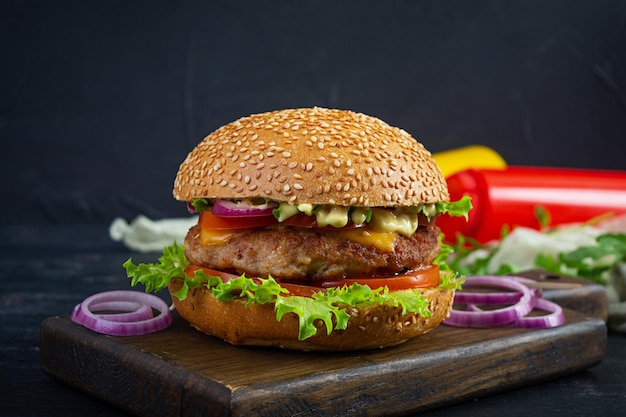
39;272;608;417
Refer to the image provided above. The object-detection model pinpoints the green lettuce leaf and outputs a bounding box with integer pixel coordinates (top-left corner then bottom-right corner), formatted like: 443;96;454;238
433;235;466;290
434;195;473;220
537;233;626;284
124;244;455;341
123;244;190;294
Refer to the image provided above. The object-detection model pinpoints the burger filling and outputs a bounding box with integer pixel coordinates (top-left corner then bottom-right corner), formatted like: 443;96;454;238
185;221;440;282
184;197;471;283
125;196;471;341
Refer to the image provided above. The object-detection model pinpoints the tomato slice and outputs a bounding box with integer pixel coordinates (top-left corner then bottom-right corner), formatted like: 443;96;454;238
275;282;324;297
185;265;240;281
184;263;439;298
316;265;440;291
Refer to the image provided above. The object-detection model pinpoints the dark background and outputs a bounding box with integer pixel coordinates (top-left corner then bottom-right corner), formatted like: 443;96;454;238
2;0;626;226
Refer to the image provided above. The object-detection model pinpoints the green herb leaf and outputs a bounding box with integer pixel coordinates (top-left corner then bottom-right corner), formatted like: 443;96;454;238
534;206;551;229
191;198;212;212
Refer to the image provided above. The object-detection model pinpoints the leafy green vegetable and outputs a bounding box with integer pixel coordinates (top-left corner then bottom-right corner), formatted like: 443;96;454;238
433;195;473;221
534;206;551;230
536;233;626;284
434;236;466;290
190;198;212;212
124;244;453;341
123;244;190;294
445;205;626;285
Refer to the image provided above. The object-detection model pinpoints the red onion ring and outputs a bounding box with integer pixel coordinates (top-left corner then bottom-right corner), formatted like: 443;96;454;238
212;199;278;217
71;291;172;336
509;298;565;328
446;276;534;327
453;277;542;304
88;300;153;323
446;276;565;329
465;297;564;328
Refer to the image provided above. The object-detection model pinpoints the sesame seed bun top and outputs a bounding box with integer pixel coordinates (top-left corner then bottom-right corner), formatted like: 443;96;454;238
173;107;449;207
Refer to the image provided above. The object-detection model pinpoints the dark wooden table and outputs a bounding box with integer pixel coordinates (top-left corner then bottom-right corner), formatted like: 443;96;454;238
2;225;625;416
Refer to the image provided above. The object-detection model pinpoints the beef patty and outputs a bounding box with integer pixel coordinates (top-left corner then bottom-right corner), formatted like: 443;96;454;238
184;223;440;282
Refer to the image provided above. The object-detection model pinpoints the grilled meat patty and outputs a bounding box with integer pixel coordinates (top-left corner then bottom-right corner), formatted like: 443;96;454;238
184;223;441;282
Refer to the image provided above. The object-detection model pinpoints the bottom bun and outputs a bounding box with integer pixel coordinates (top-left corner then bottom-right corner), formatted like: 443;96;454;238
168;279;455;351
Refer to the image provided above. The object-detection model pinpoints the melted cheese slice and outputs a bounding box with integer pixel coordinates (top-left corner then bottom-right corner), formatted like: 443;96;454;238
199;226;397;251
332;229;397;252
200;227;236;246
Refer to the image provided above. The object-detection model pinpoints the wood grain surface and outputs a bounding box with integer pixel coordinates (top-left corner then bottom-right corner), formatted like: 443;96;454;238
40;303;607;417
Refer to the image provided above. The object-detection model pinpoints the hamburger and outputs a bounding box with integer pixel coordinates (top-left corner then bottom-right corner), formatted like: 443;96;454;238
124;107;471;350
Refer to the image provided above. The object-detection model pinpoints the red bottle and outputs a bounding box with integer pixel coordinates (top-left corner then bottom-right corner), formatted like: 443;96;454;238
437;166;626;244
